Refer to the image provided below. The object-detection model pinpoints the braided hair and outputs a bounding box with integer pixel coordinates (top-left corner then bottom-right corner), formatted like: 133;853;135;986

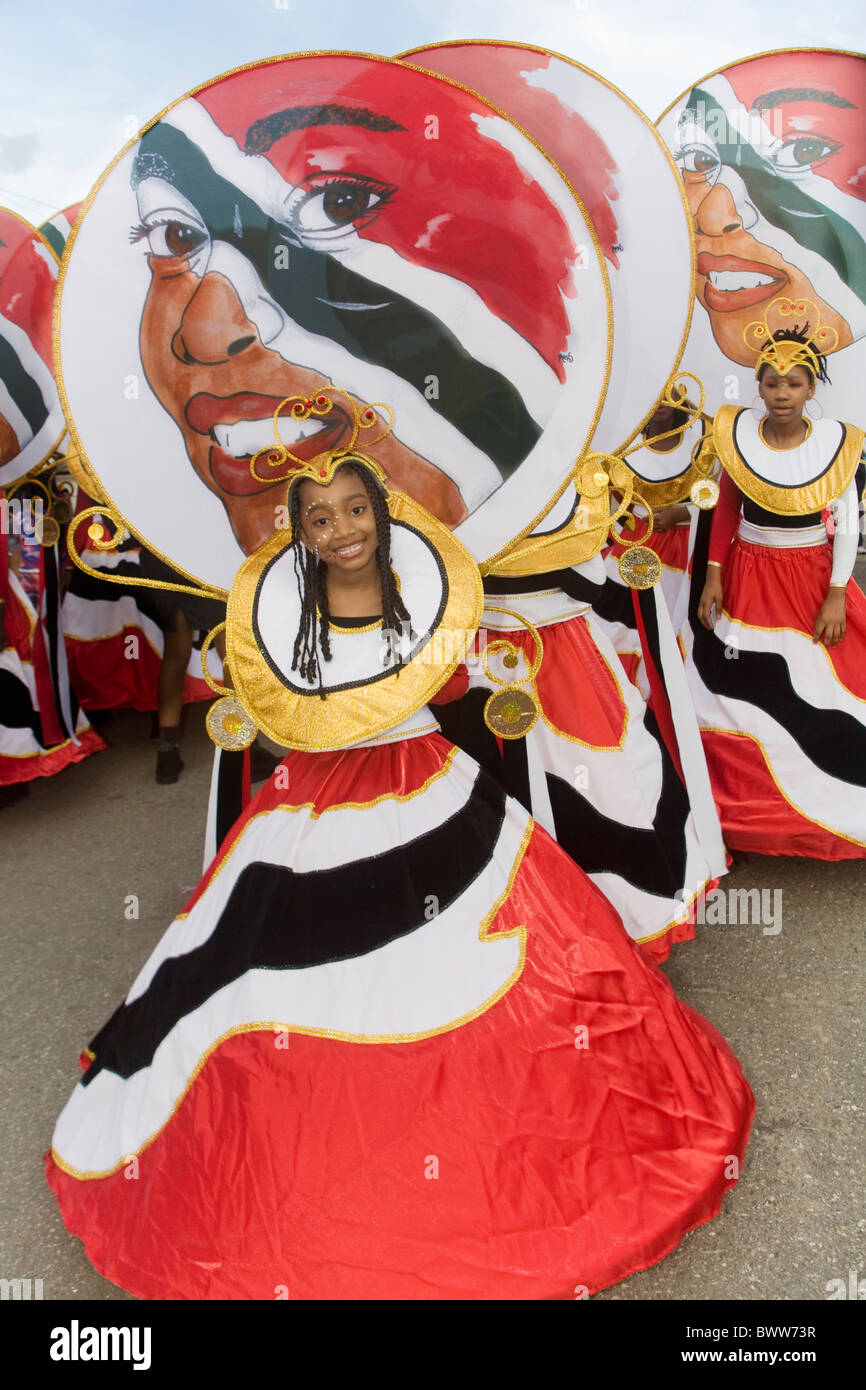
758;324;831;385
288;459;414;696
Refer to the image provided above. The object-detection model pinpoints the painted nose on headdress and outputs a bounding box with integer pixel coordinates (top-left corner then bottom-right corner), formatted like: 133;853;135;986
172;271;258;365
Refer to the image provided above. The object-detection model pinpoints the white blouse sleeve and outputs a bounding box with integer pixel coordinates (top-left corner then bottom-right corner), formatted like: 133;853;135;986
829;478;861;586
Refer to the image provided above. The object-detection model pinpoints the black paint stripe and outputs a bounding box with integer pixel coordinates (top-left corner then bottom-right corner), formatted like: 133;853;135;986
83;766;508;1082
0;332;49;437
136;124;541;477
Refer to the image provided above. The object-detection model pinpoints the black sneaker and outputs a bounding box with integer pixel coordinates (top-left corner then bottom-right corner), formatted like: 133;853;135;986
0;782;30;810
155;748;184;784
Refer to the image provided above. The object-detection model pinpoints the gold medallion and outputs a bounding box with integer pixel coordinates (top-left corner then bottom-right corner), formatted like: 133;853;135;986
690;477;720;510
35;514;60;547
618;544;661;590
206;696;258;751
483;687;538;739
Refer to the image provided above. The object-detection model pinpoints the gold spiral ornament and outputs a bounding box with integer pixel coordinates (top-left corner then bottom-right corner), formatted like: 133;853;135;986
206;696;257;751
618;543;662;589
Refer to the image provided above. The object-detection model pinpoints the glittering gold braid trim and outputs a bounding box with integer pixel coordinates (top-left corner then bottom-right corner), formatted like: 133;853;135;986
622;371;707;460
249;386;393;489
66;506;226;601
745;296;839;378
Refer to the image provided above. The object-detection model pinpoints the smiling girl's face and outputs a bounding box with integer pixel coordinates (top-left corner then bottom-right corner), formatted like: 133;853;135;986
297;468;379;576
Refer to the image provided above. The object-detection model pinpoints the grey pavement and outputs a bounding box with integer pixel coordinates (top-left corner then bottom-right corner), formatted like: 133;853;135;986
1;696;863;1303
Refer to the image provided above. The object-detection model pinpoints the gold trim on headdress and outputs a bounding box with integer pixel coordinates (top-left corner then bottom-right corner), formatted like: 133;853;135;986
744;297;838;379
250;387;392;491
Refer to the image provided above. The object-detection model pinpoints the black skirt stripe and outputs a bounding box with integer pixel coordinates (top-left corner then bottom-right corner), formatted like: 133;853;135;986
689;618;866;786
83;766;508;1083
688;501;866;785
0;669;46;740
546;706;690;899
41;542;76;737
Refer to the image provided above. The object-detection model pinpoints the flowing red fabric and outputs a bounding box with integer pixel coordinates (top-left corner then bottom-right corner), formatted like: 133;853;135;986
46;735;754;1300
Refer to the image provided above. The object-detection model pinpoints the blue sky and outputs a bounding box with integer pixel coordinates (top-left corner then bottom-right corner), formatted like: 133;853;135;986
1;0;863;224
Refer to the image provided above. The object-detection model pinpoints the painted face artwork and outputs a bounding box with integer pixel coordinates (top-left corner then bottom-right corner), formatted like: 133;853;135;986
404;42;693;457
59;54;609;590
0;209;63;488
665;51;866;369
38;203;84;261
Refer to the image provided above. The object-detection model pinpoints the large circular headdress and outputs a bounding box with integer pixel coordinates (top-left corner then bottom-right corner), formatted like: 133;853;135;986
657;49;866;423
402;41;695;458
0;208;65;488
56;50;611;594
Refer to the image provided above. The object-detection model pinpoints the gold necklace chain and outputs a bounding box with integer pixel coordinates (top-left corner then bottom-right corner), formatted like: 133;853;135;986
758;416;812;452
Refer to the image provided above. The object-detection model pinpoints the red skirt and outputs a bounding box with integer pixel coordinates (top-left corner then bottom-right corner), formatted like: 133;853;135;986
46;733;753;1299
686;539;866;858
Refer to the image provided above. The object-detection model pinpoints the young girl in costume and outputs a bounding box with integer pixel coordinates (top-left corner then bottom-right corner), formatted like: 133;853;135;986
0;499;104;805
606;393;716;640
46;394;753;1300
692;300;866;858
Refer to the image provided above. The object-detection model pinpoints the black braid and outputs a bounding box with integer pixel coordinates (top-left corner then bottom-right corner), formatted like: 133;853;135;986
287;460;414;693
366;471;414;672
758;323;831;385
315;557;332;663
289;484;325;691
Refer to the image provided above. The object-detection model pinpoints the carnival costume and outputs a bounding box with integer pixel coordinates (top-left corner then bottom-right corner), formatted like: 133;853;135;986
46;395;753;1299
435;449;727;962
0;516;103;786
62;489;222;713
686;301;866;858
606;415;717;640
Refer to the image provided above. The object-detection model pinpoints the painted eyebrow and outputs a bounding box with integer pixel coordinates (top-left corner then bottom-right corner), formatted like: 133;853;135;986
306;491;369;509
751;88;855;111
245;104;406;154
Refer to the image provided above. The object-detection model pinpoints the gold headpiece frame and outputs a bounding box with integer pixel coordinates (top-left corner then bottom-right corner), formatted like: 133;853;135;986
745;297;838;380
250;387;392;491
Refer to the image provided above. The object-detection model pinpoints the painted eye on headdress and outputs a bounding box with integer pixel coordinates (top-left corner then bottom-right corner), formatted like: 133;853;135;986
282;173;396;243
676;144;721;185
771;135;840;171
130;211;210;260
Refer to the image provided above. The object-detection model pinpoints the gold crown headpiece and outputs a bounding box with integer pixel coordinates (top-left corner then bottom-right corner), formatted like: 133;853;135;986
250;386;392;491
744;297;838;380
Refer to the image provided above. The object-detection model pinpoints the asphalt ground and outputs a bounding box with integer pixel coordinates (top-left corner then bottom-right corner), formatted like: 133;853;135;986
1;692;863;1304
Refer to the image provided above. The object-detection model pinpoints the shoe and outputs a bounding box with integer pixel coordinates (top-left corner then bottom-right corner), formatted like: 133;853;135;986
0;782;30;810
155;748;184;784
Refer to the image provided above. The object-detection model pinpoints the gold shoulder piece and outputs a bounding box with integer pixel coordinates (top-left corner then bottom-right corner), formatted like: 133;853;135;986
716;408;863;514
